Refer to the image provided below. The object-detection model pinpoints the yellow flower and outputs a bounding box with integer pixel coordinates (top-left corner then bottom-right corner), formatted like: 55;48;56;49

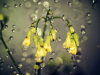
25;72;30;75
73;33;79;46
44;35;52;52
27;29;32;38
31;26;36;34
22;37;31;46
69;39;77;55
0;14;4;21
33;35;39;47
70;26;74;33
63;31;72;49
48;10;53;15
35;46;47;57
34;64;40;69
50;29;57;41
38;37;44;46
22;29;32;46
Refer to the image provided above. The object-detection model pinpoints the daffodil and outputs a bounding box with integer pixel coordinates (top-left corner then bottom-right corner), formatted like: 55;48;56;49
63;31;72;49
35;46;47;57
33;35;39;47
69;26;74;33
22;29;32;46
44;35;52;52
73;33;79;46
50;29;57;41
69;39;77;55
31;26;36;34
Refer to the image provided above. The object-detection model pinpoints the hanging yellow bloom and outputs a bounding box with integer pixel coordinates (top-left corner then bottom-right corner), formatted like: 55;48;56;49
22;29;32;46
31;26;36;34
70;26;75;33
73;33;79;46
69;39;77;55
38;37;44;47
35;46;47;57
34;64;40;69
22;37;31;46
0;14;4;21
48;10;53;15
33;35;39;47
63;31;72;49
50;29;57;41
44;35;52;52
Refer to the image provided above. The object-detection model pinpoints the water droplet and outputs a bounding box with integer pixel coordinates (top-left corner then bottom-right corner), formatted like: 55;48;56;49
62;15;65;21
26;58;31;63
4;25;8;29
56;37;61;42
83;35;88;41
12;29;15;33
49;58;53;63
33;0;38;2
18;63;22;68
37;1;42;5
34;8;39;14
81;29;86;35
0;62;3;65
78;47;82;51
81;25;85;29
21;57;25;61
67;1;72;6
31;14;38;21
87;56;88;58
25;1;31;8
86;12;91;17
19;4;23;7
97;45;100;48
43;1;49;8
54;0;59;3
6;55;9;58
3;3;8;8
9;36;13;40
76;59;81;63
22;52;28;57
12;25;15;28
0;67;3;70
14;4;17;8
40;62;45;67
10;65;13;69
13;70;17;74
51;51;55;55
16;74;19;75
87;20;92;25
73;65;78;69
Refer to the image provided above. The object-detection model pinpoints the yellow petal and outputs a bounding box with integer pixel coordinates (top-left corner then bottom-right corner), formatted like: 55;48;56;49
0;14;4;21
35;57;42;62
34;64;40;69
22;37;31;46
44;43;52;52
35;47;47;57
31;26;36;34
33;35;39;47
69;39;77;55
70;26;74;33
63;31;72;49
73;33;79;46
51;29;57;41
27;29;32;38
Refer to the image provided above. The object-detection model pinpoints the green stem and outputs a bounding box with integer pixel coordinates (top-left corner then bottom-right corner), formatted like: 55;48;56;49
0;35;23;75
